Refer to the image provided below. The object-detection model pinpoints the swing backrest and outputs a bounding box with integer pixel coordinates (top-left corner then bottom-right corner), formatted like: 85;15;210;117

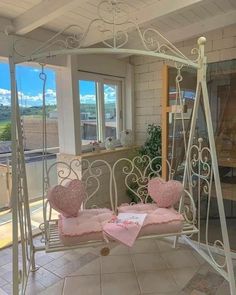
45;158;115;212
112;155;174;206
44;155;196;222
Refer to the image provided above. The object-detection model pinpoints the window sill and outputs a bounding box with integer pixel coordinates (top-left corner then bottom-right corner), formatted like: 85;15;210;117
57;146;140;164
79;145;139;159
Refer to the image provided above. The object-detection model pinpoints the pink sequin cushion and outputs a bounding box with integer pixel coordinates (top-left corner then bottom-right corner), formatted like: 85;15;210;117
148;178;184;208
47;179;86;217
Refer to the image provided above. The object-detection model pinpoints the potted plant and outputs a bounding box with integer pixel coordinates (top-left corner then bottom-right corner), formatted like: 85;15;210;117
127;124;162;203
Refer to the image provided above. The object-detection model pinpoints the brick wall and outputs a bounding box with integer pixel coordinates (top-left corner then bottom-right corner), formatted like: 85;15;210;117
131;23;236;145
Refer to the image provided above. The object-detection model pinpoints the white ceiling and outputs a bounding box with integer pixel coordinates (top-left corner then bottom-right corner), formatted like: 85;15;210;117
0;0;235;45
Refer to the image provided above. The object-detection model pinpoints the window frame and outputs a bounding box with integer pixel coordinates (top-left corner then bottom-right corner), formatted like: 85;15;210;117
77;71;124;149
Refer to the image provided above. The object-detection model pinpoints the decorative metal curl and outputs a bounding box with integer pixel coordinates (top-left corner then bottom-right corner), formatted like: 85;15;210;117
12;0;197;66
191;47;201;62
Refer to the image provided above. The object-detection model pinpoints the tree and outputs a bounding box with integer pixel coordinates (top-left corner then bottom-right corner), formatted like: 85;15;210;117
0;123;11;141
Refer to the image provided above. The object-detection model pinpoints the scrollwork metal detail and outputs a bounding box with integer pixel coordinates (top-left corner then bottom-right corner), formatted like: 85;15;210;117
12;0;197;66
112;155;173;204
187;137;227;269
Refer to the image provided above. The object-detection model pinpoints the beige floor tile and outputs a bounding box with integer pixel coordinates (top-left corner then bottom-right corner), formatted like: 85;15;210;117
129;239;159;254
71;258;101;276
102;272;140;295
190;290;206;295
63;275;100;295
0;283;11;294
25;280;46;295
215;281;231;295
191;252;206;266
137;270;178;294
0;288;8;295
161;249;200;269
101;255;134;273
155;239;178;252
132;253;167;272
156;239;189;253
141;292;180;295
0;277;7;288
170;267;198;288
39;280;64;295
109;244;130;255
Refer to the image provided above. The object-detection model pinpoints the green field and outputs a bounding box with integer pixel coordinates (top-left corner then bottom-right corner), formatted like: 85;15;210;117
0;121;10;137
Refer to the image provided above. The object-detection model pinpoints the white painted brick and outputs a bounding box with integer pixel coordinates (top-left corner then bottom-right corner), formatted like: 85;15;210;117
136;106;161;116
135;124;147;132
139;72;155;82
148;80;161;90
149;61;164;72
132;56;145;66
136;98;159;108
154;88;161;98
213;38;234;51
204;29;223;41
206;50;220;63
134;73;142;83
205;40;213;53
134;64;149;74
135;81;149;91
136;116;146;125
135;132;147;145
220;47;236;61
135;89;156;100
223;24;236;38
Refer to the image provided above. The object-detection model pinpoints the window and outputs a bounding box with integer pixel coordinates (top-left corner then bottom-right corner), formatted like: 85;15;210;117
0;61;58;150
78;73;123;147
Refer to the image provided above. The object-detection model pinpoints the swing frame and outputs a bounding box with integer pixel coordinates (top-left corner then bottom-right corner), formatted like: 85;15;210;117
8;1;235;294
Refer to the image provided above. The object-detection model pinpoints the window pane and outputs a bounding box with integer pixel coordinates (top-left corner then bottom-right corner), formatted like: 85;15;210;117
79;80;98;144
104;83;118;138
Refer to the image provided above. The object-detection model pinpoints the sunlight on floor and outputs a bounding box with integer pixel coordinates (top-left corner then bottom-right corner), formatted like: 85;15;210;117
0;200;57;249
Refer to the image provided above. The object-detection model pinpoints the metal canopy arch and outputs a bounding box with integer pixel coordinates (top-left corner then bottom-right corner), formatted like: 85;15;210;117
8;1;235;294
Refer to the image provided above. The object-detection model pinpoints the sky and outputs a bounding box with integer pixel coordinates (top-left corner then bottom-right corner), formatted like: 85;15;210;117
0;62;116;108
0;62;56;107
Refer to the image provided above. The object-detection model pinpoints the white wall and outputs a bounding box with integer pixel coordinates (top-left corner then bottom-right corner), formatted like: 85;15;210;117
131;23;236;145
77;54;128;77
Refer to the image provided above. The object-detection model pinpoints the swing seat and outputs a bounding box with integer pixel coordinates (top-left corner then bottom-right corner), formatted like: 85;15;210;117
57;205;184;247
58;208;113;246
57;204;185;247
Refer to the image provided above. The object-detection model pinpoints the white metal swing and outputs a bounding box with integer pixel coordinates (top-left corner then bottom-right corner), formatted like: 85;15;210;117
8;1;235;294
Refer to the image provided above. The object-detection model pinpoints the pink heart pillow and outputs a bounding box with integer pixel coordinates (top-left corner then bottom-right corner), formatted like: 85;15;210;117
47;179;86;217
148;178;184;208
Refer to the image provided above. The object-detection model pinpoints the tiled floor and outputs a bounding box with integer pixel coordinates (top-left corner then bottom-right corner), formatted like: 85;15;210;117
0;237;235;295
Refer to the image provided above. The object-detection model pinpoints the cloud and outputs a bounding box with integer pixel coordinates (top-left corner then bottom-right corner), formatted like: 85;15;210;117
80;94;96;104
31;68;40;73
0;86;116;107
104;85;116;103
0;88;11;106
80;86;116;104
0;88;57;107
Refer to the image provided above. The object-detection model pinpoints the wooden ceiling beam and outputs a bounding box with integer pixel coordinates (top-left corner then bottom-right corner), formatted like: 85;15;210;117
11;0;85;35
